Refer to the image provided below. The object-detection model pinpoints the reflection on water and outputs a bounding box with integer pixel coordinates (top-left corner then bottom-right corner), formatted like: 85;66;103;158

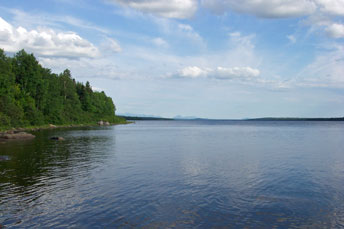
1;121;344;227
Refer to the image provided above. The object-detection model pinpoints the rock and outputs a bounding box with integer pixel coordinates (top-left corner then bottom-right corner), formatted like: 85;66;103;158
98;120;104;126
49;124;57;128
0;132;35;140
50;136;65;141
15;128;25;132
0;155;10;161
104;121;110;126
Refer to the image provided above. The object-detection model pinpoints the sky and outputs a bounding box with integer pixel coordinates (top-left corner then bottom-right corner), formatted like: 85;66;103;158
0;0;344;119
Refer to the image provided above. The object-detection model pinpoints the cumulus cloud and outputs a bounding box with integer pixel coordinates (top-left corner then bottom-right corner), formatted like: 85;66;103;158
0;17;99;58
109;0;344;20
201;0;344;40
179;66;209;78
177;66;260;80
325;23;344;38
108;0;198;19
315;0;344;16
202;0;316;18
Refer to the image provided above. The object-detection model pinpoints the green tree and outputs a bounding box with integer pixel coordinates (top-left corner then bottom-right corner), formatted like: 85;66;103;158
0;49;122;129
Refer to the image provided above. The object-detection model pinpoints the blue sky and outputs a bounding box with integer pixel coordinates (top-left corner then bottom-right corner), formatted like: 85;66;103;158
1;0;344;118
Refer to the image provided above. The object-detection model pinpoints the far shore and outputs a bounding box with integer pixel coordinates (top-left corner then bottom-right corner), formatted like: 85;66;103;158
2;116;343;135
121;116;344;121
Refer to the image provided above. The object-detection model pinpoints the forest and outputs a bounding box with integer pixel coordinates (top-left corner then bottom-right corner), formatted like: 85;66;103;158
0;49;124;129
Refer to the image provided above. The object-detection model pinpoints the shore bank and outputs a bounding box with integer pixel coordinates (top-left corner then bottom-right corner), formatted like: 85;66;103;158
0;120;132;141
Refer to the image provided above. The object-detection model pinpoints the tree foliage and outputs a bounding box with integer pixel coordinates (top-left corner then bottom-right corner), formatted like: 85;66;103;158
0;49;119;128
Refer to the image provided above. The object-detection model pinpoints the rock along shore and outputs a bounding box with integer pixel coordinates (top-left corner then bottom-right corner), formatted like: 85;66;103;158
0;121;131;141
0;131;35;140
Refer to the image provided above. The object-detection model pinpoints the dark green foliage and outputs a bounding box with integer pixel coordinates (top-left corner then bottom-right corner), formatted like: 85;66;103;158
0;50;15;96
0;112;10;127
0;49;120;128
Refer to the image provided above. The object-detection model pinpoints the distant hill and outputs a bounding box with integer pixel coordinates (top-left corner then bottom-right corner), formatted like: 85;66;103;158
173;115;199;120
117;113;164;118
247;117;344;121
119;116;172;121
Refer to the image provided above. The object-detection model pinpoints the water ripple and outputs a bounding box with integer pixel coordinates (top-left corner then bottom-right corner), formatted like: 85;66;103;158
1;122;344;227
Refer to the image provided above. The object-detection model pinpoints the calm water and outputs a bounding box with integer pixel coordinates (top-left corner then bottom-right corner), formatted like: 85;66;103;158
1;120;344;228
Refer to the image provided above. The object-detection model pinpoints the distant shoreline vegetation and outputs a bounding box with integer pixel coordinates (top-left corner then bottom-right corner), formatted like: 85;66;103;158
0;49;126;131
246;117;344;121
121;116;344;121
119;116;173;121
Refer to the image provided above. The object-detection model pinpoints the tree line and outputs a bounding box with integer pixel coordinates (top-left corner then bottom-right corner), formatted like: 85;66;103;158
0;49;123;129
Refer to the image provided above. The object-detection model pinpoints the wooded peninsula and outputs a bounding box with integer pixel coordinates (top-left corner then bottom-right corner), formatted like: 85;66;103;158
0;49;125;131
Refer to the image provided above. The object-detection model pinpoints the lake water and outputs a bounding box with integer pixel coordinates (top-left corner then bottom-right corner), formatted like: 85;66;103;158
1;120;344;228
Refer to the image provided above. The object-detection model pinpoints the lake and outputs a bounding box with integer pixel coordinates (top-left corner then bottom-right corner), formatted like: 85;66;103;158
1;120;344;228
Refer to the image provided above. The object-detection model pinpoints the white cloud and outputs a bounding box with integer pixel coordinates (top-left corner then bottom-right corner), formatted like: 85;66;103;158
152;19;206;49
287;35;297;43
202;0;316;18
176;66;260;80
108;0;198;19
229;32;255;49
177;23;205;47
223;32;259;67
213;66;260;79
315;0;344;16
108;0;344;20
325;23;344;38
6;8;111;35
178;24;193;31
201;0;344;40
296;44;344;87
179;66;209;78
38;56;129;80
0;17;99;58
152;37;168;47
104;37;122;52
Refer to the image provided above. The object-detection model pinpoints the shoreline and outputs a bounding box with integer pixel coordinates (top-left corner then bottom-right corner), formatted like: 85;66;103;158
0;121;133;136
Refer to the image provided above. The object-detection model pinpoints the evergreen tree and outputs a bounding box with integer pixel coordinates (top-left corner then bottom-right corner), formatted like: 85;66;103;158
0;49;122;129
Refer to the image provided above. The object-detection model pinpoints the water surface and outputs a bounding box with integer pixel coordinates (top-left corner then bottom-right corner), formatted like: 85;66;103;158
1;120;344;228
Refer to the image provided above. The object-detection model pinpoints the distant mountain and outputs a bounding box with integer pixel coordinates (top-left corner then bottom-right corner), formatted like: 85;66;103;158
117;113;344;122
118;113;202;121
117;113;164;118
117;113;172;120
173;115;199;120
